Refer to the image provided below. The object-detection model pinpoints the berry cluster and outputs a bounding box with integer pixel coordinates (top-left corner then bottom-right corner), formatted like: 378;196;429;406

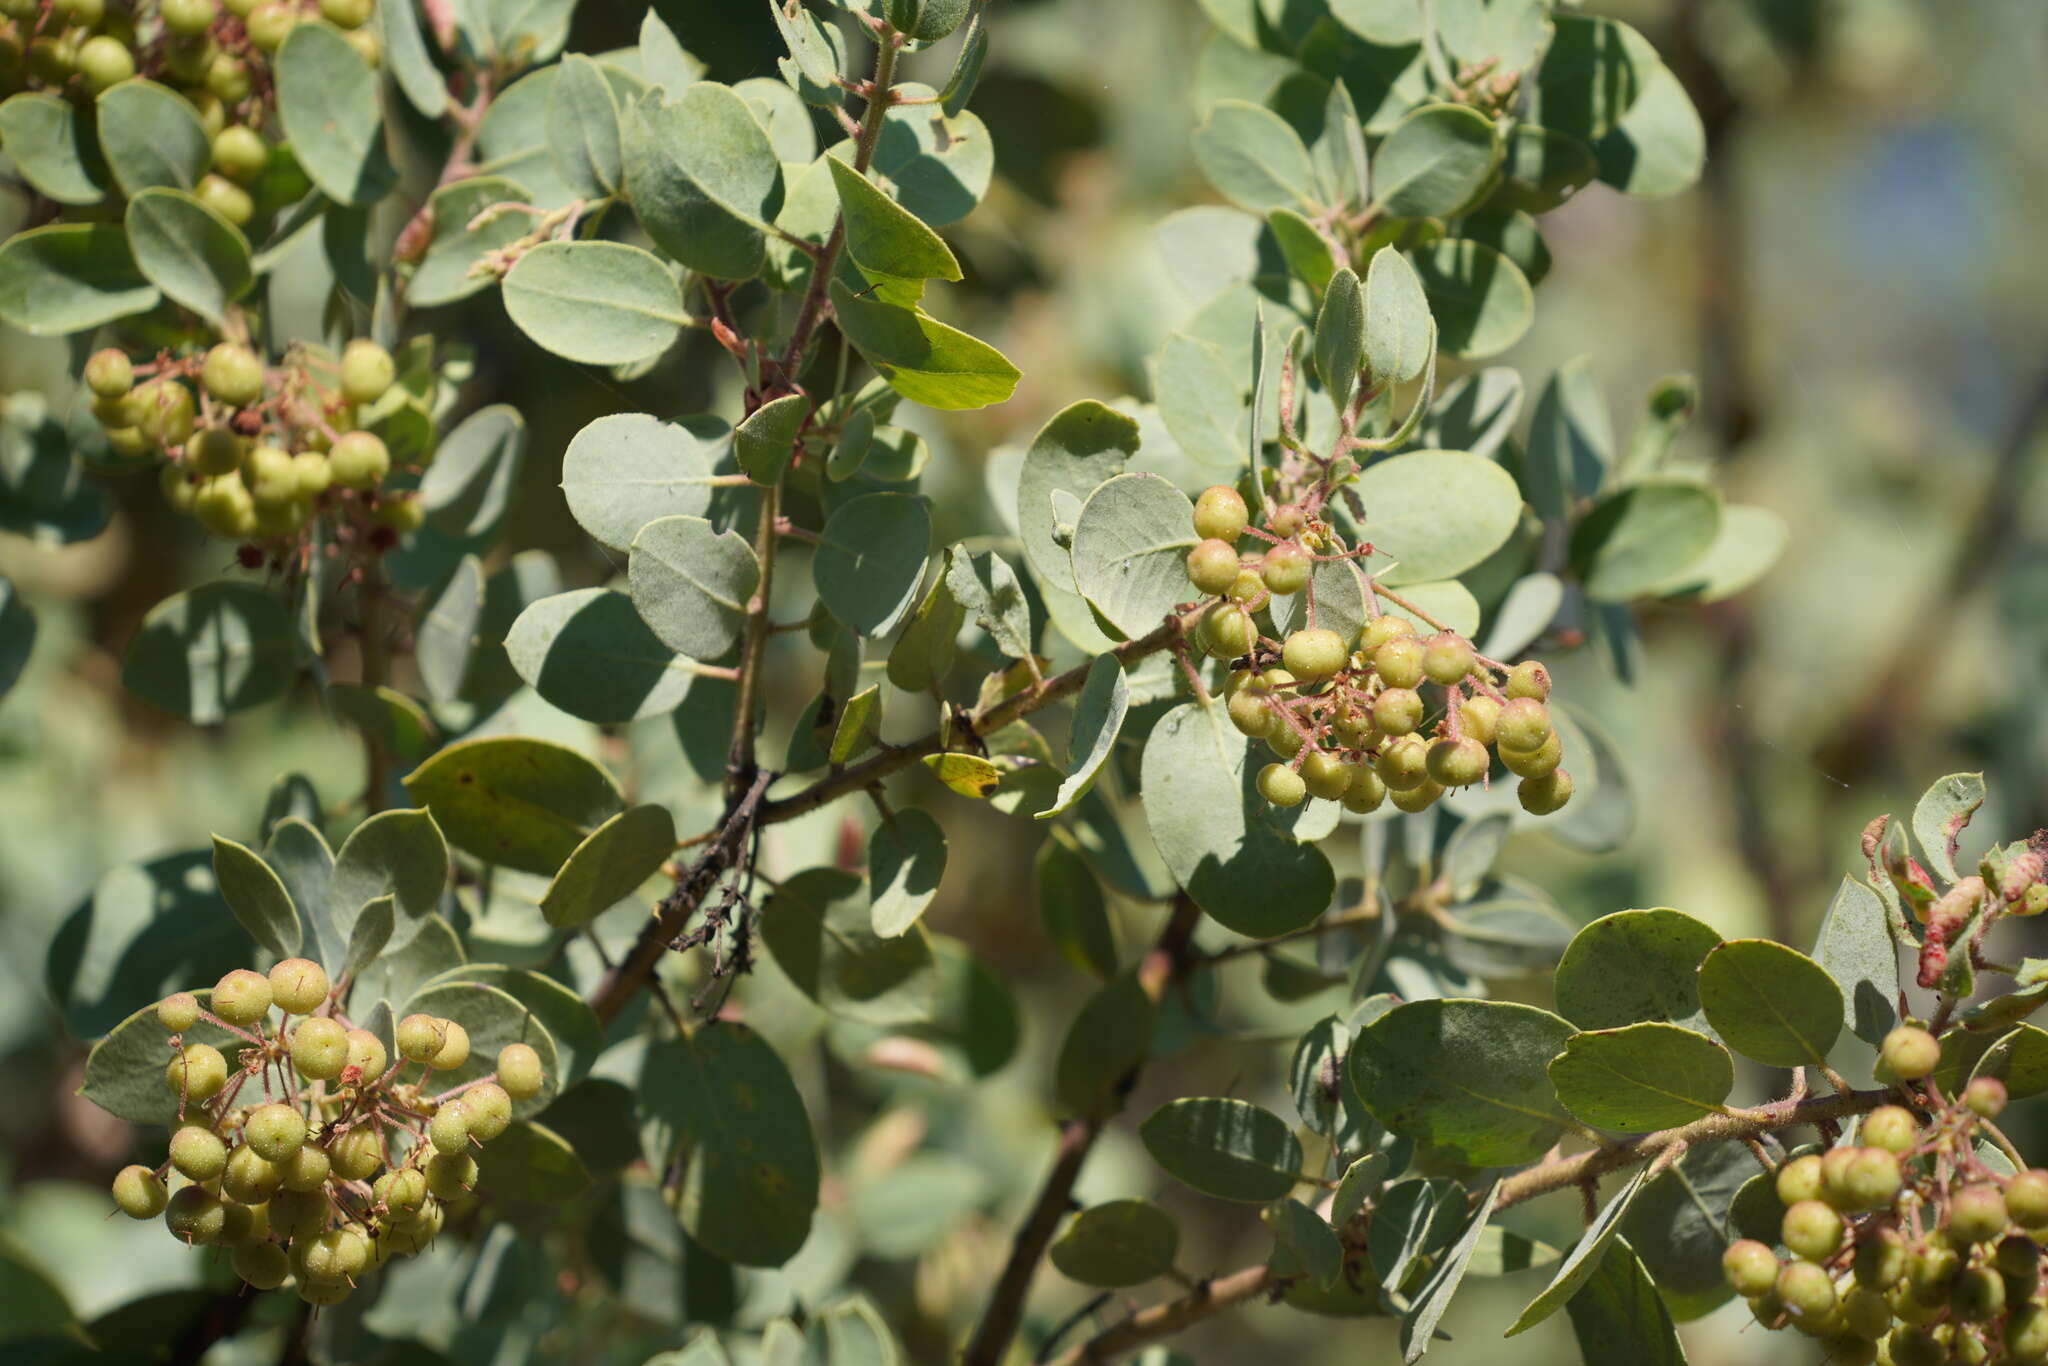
110;960;544;1305
1182;485;1572;817
85;338;419;563
0;0;380;226
1722;1025;2048;1365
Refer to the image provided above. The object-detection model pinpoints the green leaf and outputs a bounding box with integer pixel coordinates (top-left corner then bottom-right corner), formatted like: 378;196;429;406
560;413;730;551
80;992;243;1124
0;92;107;203
405;979;562;1116
539;803;676;929
736;393;809;486
945;546;1033;658
1698;938;1844;1068
1549;1023;1734;1132
1070;473;1196;641
1653;503;1787;603
47;851;246;1037
870;809;947;938
344;893;395;979
1313;266;1364;410
1619;1138;1763;1322
1037;839;1119;979
264;819;336;970
1400;1181;1501;1363
1524;355;1612;520
1555;907;1721;1033
1141;701;1335;938
1267;208;1336;294
1270;1197;1343;1290
1969;1025;2048;1100
212;835;301;959
94;79;208;196
1040;655;1129;819
0;1235;78;1344
1369;1177;1468;1294
829;155;962;300
639;1023;820;1267
1912;772;1986;884
1152;330;1247;474
1563;1237;1687;1366
0;574;32;699
1372;103;1500;219
629;514;759;660
1191;99;1317;213
1018;400;1140;596
327;807;448;961
379;0;448;117
403;736;626;877
120;581;295;723
813;493;931;636
828;282;1022;410
760;867;937;1025
547;55;623;198
407;174;536;308
1497;123;1599;213
419;404;528;542
771;0;841;89
1810;877;1901;1049
1531;16;1647;143
502;241;689;366
474;1119;591;1203
508;588;704;724
1507;1164;1654;1335
829;684;883;765
1594;54;1705;198
829;408;876;481
1352;449;1523;586
886;565;963;692
624;83;784;279
275;22;395;205
1571;477;1723;602
1139;1098;1304;1202
1050;1200;1181;1288
871;92;993;227
1348;998;1574;1166
1056;971;1154;1116
1363;245;1433;385
1413;238;1532;358
0;223;159;335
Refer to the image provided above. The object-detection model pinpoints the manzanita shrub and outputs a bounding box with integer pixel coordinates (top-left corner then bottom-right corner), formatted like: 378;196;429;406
10;1;2033;1365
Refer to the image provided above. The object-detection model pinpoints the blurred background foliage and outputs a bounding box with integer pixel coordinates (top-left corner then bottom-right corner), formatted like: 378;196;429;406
1;0;2045;1362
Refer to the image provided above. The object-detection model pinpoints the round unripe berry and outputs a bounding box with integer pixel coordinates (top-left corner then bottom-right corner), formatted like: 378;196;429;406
267;960;329;1015
165;1186;226;1244
1427;737;1488;788
1260;543;1311;595
2024;883;2048;917
343;1028;388;1079
291;1017;349;1081
158;992;201;1033
1964;1076;2007;1118
1185;539;1240;596
279;1144;330;1192
1497;698;1553;752
1723;1239;1780;1298
1820;1146;1859;1204
206;52;253;103
1776;1259;1838;1319
169;1124;228;1182
428;1100;472;1155
1371;637;1425;689
1282;628;1347;682
77;35;135;93
196;174;254;226
1841;1284;1890;1340
202;344;265;408
1421;632;1475;686
1862;1105;1917;1154
244;1102;307;1162
291;451;333;498
340;338;397;405
1388;779;1444;813
463;1082;513;1142
245;2;299;50
1905;1244;1960;1304
112;1165;168;1219
2011;1304;2048;1360
1854;1227;1907;1289
187;426;245;478
161;0;218;35
320;0;376;28
430;1021;471;1071
232;1239;289;1290
194;475;258;539
1201;603;1256;660
1518;770;1574;816
1226;688;1273;739
1358;615;1415;656
1370;687;1423;737
299;1225;369;1280
268;1187;326;1240
329;1125;385;1182
221;1145;281;1203
1841;1148;1902;1212
375;1166;428;1213
26;36;78;83
1226;569;1265;604
1778;1154;1826;1205
1880;1026;1940;1082
1192;485;1248;542
1376;735;1429;791
1950;1185;2008;1244
1343;765;1386;814
1995;1232;2039;1281
1888;1326;1946;1366
497;1043;544;1101
1501;730;1562;780
1299;751;1352;802
299;1277;354;1306
166;1043;228;1101
1331;706;1373;749
1783;1199;1844;1262
2007;1170;2048;1228
396;1013;449;1064
1505;660;1552;700
137;381;196;447
375;495;424;535
1257;763;1306;808
212;125;267;183
1952;1265;2006;1321
426;1151;477;1200
1264;723;1303;760
1457;695;1500;746
84;349;134;400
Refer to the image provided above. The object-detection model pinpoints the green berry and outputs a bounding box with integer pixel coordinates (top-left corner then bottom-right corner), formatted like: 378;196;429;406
1420;632;1475;686
1776;1259;1838;1319
374;1166;428;1212
112;1165;169;1219
1995;1232;2040;1281
221;1144;281;1203
291;451;333;498
396;1013;449;1064
1840;1148;1901;1212
1952;1265;2006;1321
340;338;396;405
244;1102;307;1162
279;1144;330;1192
267;959;329;1016
1965;1076;2008;1118
212;125;268;183
1783;1199;1844;1262
1777;1154;1825;1205
1260;543;1311;595
137;381;196;447
329;431;391;490
1200;602;1256;660
298;1224;369;1280
1497;697;1552;752
1950;1185;2008;1244
194;474;257;539
1723;1239;1780;1297
291;1016;349;1081
158;992;201;1033
187;426;245;478
298;1277;354;1306
1387;778;1443;813
430;1021;471;1071
245;1;298;51
425;1151;477;1200
1371;636;1425;689
1342;765;1386;814
1192;485;1248;542
162;0;219;35
1880;1026;1940;1082
202;344;265;408
243;444;299;506
1282;628;1347;682
1370;687;1422;736
1504;660;1552;700
1357;614;1414;656
211;968;271;1025
1427;737;1488;788
170;1124;228;1181
165;1186;226;1244
1375;735;1429;791
1500;729;1562;780
1257;763;1306;808
232;1239;289;1290
1842;1285;1891;1340
196;173;254;226
1862;1105;1917;1154
1225;569;1265;604
1226;687;1273;739
166;1043;228;1101
2010;1303;2048;1359
428;1100;472;1155
328;1125;385;1182
84;349;134;400
1517;769;1574;815
77;35;135;93
1185;539;1240;595
497;1043;544;1101
375;495;424;535
463;1083;512;1142
1300;750;1351;802
1265;723;1305;760
1905;1244;1961;1305
320;0;375;28
2008;1170;2048;1228
1457;695;1500;745
345;1027;388;1078
268;1187;327;1240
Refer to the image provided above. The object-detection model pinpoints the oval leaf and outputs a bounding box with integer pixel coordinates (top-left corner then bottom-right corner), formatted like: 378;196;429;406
503;240;688;366
275;22;396;205
1697;938;1844;1068
1555;906;1722;1032
403;737;626;877
560;412;730;551
508;588;703;724
629;514;760;660
870;809;947;939
1548;1022;1734;1132
540;803;677;929
1070;473;1197;641
1050;1200;1180;1288
813;493;931;637
212;835;302;959
1348;998;1574;1166
1139;1097;1304;1203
